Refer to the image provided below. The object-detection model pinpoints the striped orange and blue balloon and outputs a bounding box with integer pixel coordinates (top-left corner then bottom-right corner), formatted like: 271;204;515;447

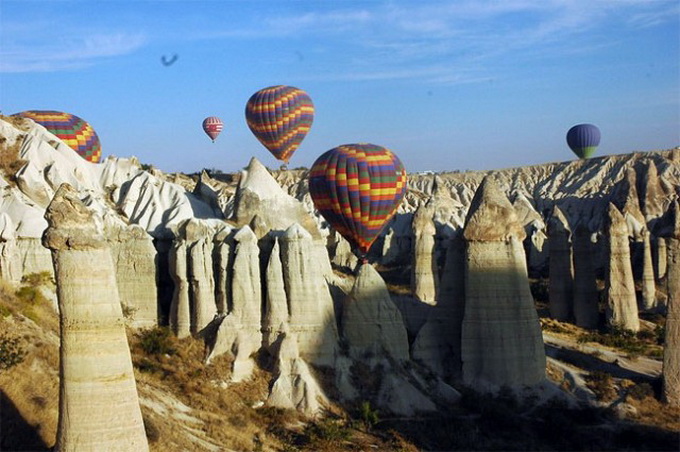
13;110;102;163
566;123;600;159
245;85;314;163
309;143;407;256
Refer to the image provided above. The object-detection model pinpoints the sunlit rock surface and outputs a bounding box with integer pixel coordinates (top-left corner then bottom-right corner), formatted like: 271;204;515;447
43;184;148;452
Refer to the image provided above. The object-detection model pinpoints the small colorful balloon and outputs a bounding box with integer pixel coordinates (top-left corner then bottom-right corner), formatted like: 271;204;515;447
309;143;407;257
567;123;600;159
245;85;314;163
13;110;101;163
202;116;223;142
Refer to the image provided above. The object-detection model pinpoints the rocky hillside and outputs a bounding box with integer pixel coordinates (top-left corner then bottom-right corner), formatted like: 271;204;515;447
1;115;679;451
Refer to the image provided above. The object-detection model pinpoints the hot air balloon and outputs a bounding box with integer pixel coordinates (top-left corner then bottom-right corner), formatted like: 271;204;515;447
202;116;223;142
309;143;407;258
567;123;600;159
13;110;101;163
245;85;314;163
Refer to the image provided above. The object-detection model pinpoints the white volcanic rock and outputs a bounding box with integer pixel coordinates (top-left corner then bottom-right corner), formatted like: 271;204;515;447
263;238;289;352
0;212;21;283
206;226;262;382
662;202;680;406
43;184;148;452
266;332;328;416
638;159;665;222
513;192;549;272
640;230;657;311
604;203;640;332
654;237;667;281
0;185;48;238
185;220;218;335
572;222;600;329
548;206;574;321
412;234;465;381
233;158;320;238
213;228;233;315
461;177;546;388
342;263;409;361
329;230;358;270
169;239;191;338
411;204;438;303
107;223;158;328
117;170;219;239
280;223;338;366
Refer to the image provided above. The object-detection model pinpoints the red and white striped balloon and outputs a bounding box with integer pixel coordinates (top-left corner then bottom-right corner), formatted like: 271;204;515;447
202;116;223;142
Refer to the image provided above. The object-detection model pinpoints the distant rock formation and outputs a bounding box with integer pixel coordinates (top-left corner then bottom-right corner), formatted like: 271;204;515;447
411;204;438;303
461;177;546;388
185;220;218;335
640;230;657;311
43;184;148;452
548;206;573;321
604;203;640;332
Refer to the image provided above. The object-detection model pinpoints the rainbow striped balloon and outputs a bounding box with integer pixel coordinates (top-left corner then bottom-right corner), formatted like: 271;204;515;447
245;85;314;163
14;110;101;163
309;143;407;256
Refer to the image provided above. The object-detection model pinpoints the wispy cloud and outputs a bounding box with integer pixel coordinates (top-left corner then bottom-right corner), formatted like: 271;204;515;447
0;31;146;73
201;0;676;84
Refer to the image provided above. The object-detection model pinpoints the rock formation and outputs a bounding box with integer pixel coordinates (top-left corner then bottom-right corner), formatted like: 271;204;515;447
169;239;191;338
412;233;466;381
654;236;667;281
185;220;218;335
548;206;573;321
640;230;657;311
342;263;409;361
206;226;262;382
0;212;21;283
662;202;680;406
461;177;546;388
572;222;600;329
43;184;148;452
263;238;289;352
604;203;640;332
107;223;158;328
280;223;338;366
411;204;438;303
266;333;329;416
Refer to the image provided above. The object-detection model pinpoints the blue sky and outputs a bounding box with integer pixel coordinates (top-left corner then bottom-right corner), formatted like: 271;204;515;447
1;1;678;174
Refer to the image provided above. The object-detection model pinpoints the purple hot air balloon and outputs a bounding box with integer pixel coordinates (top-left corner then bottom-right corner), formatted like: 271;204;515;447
567;124;600;159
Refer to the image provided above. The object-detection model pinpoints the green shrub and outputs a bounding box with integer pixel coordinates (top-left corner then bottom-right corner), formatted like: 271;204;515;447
0;304;12;318
305;418;351;447
139;327;177;356
358;400;379;430
0;334;26;371
21;271;53;287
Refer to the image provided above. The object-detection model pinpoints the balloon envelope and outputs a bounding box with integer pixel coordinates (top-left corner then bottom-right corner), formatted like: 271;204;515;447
245;85;314;163
309;143;407;256
567;123;600;159
13;110;101;163
202;116;223;142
